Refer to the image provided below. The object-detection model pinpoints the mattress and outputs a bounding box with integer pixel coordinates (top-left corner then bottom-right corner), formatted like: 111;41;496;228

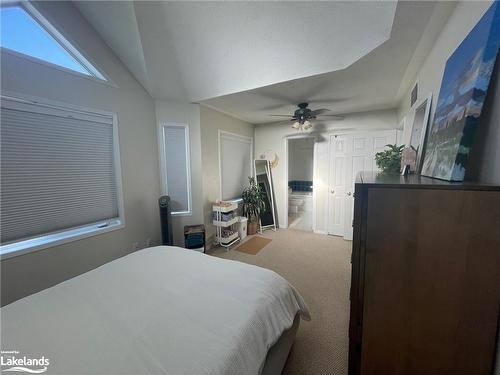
0;246;310;375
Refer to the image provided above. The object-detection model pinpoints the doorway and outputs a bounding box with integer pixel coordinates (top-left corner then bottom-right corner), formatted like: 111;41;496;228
328;130;397;240
286;137;315;231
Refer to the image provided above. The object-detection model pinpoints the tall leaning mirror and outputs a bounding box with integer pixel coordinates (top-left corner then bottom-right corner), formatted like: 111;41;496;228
254;159;277;232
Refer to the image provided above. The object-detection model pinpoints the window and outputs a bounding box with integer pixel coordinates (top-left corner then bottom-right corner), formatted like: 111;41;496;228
0;3;106;80
159;124;192;215
218;131;253;200
0;96;124;257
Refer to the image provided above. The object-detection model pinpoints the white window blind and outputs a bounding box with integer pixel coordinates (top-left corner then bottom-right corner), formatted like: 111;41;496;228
161;124;191;214
219;131;253;200
0;97;123;251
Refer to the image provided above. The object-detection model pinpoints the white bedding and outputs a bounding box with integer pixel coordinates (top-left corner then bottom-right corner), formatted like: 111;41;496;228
1;246;310;375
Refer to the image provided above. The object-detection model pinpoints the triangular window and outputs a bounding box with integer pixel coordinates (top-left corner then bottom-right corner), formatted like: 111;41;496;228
1;4;106;80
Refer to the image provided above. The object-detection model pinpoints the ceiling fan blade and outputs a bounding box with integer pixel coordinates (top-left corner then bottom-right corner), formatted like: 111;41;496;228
269;115;292;117
310;108;332;116
309;97;352;104
317;115;345;120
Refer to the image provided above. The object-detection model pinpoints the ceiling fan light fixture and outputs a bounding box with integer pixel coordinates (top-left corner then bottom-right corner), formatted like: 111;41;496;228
292;121;300;129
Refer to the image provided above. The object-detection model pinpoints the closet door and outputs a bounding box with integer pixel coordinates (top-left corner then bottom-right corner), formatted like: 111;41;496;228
360;188;500;375
328;134;350;236
328;130;396;240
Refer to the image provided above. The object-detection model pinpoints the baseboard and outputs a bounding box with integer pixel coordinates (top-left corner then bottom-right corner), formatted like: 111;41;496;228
313;229;327;235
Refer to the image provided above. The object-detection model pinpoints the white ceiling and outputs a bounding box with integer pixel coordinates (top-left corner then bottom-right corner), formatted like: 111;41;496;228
76;1;398;100
202;1;457;124
73;1;150;91
75;1;456;123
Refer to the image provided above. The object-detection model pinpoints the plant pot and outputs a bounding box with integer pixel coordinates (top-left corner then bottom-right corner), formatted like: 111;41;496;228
247;221;258;235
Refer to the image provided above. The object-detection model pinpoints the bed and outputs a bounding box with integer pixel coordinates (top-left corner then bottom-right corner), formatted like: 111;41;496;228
1;246;310;375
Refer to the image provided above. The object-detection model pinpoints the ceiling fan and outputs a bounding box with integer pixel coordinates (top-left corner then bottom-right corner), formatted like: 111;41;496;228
270;102;344;131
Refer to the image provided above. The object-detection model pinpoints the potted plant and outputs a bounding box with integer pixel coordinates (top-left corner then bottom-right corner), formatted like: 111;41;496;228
375;144;404;174
242;177;265;235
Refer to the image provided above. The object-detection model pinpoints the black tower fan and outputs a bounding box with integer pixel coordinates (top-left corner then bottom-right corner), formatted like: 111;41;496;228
159;196;173;245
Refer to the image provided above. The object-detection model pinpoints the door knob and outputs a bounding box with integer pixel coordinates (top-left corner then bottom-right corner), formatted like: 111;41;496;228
331;189;335;194
347;192;352;196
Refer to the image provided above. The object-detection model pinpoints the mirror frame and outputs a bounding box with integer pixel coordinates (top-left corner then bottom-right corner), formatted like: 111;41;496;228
254;159;277;232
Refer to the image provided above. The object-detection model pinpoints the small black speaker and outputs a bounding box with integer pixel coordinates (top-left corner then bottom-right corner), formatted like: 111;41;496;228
159;196;173;246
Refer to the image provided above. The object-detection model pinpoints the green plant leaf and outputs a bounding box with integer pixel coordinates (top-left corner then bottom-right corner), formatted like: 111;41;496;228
375;144;403;174
241;176;265;223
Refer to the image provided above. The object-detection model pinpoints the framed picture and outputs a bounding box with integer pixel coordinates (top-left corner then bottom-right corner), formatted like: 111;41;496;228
421;2;500;181
409;93;432;172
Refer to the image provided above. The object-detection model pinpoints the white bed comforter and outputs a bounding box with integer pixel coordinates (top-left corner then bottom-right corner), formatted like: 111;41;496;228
1;246;310;375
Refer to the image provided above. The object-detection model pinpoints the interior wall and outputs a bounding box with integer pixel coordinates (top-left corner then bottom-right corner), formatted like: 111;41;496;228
155;100;204;246
396;3;500;367
0;2;160;306
397;0;500;184
468;56;500;184
288;138;314;181
199;105;255;243
254;109;398;234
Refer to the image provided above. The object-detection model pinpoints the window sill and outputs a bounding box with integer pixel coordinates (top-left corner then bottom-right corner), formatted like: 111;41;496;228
171;211;192;217
0;220;124;260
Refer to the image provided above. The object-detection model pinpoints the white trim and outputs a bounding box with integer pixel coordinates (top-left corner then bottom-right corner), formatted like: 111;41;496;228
158;122;192;216
283;137;289;229
410;93;433;172
283;134;317;232
218;130;254;200
326;133;336;237
0;90;112;116
1;94;113;123
1;48;116;88
23;2;105;79
0;94;125;258
1;221;124;260
0;2;113;85
255;159;277;232
112;112;126;227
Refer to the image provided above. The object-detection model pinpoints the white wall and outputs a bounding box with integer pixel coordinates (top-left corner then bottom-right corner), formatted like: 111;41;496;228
199;106;255;242
397;0;500;184
0;2;160;305
468;57;500;184
155;100;204;246
288;138;314;181
254;109;398;234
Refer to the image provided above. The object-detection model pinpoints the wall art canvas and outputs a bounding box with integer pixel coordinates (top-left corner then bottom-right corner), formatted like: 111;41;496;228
421;2;500;181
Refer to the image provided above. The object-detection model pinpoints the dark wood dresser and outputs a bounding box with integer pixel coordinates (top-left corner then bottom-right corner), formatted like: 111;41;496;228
349;171;500;375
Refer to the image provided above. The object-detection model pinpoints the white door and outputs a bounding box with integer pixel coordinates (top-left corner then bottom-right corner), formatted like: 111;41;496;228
328;130;397;240
328;134;350;236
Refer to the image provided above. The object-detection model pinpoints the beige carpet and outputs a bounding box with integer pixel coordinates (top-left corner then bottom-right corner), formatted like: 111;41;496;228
211;229;352;375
